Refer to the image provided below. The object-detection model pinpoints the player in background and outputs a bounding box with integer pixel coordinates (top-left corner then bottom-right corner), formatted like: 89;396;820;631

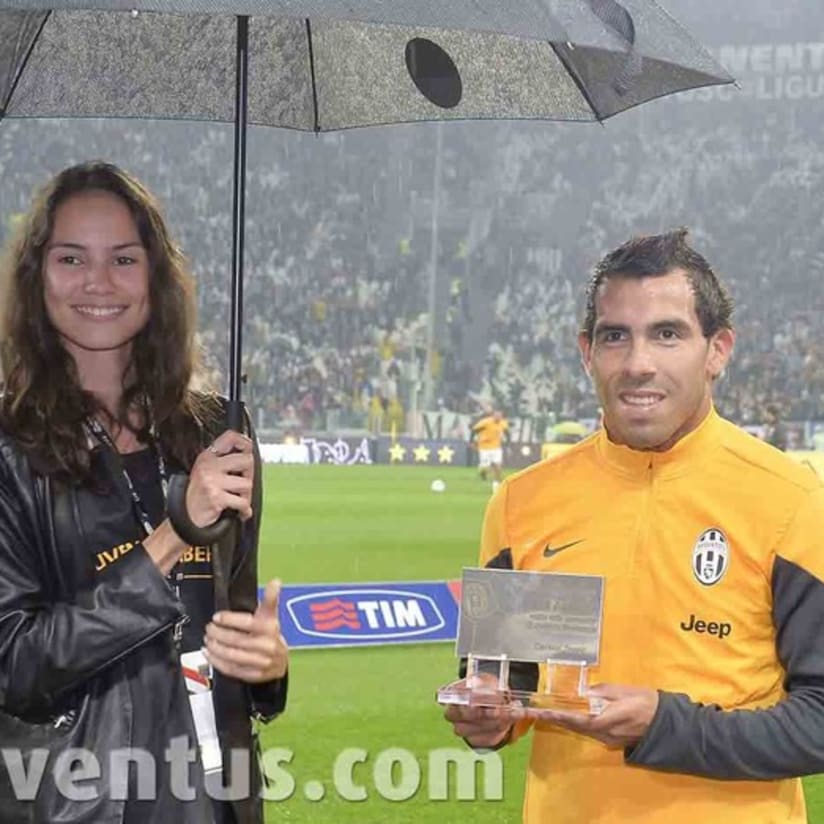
471;409;509;492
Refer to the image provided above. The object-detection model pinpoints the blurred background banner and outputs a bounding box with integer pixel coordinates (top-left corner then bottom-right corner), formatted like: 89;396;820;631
300;436;375;465
374;437;469;467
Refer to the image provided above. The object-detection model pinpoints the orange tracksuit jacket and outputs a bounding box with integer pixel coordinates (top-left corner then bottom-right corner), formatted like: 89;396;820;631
478;409;824;823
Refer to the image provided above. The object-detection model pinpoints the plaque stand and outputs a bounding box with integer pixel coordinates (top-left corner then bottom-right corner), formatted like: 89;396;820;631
437;653;604;716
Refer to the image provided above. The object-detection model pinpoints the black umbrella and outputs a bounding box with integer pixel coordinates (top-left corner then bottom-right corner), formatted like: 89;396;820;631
0;0;734;541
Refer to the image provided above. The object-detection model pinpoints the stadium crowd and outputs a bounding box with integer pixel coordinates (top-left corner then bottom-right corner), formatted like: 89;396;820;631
2;97;823;435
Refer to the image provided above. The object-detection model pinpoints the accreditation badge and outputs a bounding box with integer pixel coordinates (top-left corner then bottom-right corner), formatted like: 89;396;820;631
181;649;222;775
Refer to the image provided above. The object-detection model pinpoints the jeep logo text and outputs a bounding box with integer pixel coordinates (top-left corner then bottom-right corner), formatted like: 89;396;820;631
680;613;732;639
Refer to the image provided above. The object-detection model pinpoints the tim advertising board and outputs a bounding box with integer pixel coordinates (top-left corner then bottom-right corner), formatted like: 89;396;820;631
277;581;461;649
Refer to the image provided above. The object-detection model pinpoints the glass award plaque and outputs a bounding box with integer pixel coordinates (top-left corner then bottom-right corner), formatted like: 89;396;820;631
437;567;606;716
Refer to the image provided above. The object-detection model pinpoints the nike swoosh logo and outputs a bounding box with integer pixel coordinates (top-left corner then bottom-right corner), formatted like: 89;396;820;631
543;540;584;558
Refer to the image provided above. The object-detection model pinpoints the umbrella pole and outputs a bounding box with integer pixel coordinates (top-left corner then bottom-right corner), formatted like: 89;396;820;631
227;13;249;432
165;15;250;544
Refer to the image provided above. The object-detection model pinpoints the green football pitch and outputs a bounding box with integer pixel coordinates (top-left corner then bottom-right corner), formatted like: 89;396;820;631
256;463;824;822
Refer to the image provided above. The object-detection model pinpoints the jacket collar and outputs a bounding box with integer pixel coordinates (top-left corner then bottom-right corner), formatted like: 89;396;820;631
594;406;722;480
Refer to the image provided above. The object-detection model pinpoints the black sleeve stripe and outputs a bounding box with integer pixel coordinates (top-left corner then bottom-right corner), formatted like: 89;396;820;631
484;548;513;570
773;554;824;688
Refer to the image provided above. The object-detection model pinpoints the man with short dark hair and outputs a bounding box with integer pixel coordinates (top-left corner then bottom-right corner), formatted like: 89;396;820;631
443;229;824;823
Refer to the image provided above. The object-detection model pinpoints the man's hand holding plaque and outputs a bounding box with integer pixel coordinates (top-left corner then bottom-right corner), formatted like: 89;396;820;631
443;671;526;749
528;684;659;747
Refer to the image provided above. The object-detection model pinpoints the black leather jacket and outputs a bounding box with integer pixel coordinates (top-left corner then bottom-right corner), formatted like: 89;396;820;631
0;420;286;823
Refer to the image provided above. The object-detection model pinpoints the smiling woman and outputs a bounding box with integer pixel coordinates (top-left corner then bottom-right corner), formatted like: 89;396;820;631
43;189;151;413
0;162;204;476
0;162;287;824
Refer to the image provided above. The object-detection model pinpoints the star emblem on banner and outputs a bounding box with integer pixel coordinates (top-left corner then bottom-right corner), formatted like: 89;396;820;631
438;445;455;464
413;444;431;463
389;443;406;463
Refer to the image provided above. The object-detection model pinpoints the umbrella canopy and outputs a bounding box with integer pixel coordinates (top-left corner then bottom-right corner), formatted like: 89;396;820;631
0;0;734;541
1;0;733;128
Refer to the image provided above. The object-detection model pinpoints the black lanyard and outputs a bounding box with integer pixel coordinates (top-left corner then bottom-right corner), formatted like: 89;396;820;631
85;416;168;538
86;415;190;648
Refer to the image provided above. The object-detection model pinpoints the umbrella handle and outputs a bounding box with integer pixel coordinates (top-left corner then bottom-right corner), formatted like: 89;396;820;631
167;399;245;546
167;473;236;546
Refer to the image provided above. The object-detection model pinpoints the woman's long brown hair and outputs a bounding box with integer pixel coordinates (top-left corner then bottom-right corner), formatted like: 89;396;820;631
0;161;220;482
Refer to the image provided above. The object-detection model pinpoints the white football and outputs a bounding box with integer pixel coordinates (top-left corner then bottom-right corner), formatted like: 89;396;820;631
430;479;446;493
